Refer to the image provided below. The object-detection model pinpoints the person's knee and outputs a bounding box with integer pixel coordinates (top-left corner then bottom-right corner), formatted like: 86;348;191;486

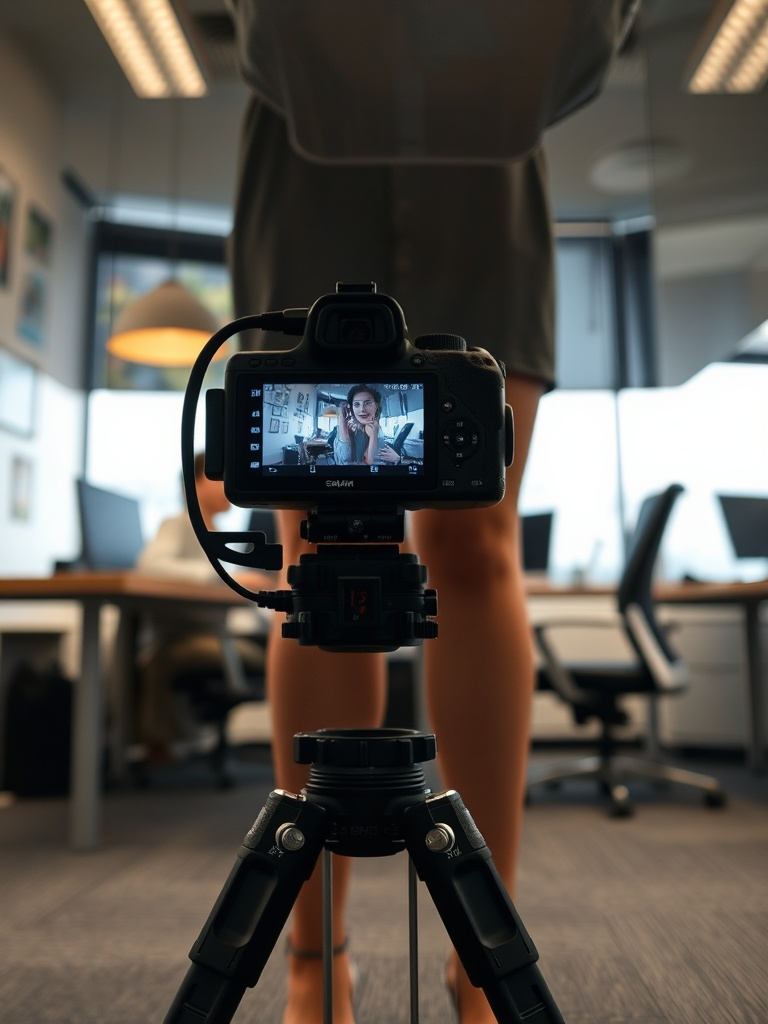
413;509;519;594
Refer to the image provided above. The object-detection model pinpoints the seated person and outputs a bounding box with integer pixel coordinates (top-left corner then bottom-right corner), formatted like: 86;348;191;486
135;453;273;763
333;384;400;465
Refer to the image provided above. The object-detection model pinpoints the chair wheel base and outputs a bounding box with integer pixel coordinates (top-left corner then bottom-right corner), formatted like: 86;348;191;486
704;789;727;808
605;782;633;817
608;798;634;818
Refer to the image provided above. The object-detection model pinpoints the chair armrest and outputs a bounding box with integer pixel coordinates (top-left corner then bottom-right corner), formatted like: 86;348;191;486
532;624;593;704
532;613;624;634
220;633;253;696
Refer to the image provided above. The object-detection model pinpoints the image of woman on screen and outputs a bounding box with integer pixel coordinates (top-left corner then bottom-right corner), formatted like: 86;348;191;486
333;384;400;465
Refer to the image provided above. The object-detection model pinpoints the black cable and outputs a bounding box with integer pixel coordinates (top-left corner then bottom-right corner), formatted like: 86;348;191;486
180;311;302;607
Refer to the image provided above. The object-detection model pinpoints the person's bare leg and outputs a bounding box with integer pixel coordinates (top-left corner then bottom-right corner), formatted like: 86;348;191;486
411;375;544;1023
268;510;388;1024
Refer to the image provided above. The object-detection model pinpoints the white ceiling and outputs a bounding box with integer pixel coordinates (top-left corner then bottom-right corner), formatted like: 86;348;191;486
2;0;768;275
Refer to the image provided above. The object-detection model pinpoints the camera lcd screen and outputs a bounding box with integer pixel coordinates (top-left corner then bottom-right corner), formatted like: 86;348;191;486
236;377;432;493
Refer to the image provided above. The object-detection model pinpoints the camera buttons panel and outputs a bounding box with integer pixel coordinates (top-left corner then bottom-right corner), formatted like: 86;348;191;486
443;418;480;460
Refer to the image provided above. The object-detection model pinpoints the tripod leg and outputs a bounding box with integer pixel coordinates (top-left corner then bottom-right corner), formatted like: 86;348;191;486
400;791;566;1024
322;847;334;1024
408;857;420;1024
164;790;328;1024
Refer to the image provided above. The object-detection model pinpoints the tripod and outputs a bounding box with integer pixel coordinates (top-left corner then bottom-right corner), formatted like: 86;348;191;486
164;729;565;1024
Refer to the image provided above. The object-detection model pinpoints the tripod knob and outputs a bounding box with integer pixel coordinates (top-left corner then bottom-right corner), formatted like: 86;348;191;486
294;728;437;767
425;824;456;853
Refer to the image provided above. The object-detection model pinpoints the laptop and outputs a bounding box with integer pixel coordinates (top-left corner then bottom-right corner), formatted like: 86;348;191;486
77;480;144;570
521;512;553;575
717;495;768;560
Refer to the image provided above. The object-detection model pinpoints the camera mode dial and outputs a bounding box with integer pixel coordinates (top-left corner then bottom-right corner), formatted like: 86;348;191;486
414;334;467;351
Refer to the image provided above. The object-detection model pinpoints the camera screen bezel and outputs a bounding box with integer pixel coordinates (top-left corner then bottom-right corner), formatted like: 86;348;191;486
230;372;437;502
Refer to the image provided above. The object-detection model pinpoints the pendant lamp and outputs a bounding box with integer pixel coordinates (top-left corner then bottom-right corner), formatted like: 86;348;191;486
106;279;221;367
103;98;222;369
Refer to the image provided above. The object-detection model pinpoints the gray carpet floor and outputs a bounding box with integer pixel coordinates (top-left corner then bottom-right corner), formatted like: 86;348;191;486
1;747;767;1024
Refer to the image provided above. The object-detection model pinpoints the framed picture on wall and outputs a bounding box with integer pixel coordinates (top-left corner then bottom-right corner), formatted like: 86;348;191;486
16;205;53;349
269;417;280;433
25;206;53;265
0;167;15;287
0;347;37;437
10;454;33;521
17;269;47;346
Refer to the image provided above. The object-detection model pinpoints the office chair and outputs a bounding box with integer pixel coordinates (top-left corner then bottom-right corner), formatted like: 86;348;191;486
170;635;267;789
529;484;727;817
391;421;414;456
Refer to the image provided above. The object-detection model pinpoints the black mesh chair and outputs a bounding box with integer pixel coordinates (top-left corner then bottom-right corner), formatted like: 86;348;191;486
391;421;414;455
529;484;726;816
171;635;267;789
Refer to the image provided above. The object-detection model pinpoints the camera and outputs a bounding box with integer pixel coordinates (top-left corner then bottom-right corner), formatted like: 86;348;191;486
205;283;514;512
182;283;514;651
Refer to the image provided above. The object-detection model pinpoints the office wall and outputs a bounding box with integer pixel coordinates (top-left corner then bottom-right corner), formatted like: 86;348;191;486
656;266;768;386
0;30;89;575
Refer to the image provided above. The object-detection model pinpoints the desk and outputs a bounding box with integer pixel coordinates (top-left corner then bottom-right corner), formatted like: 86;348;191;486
657;580;768;772
524;577;768;772
0;573;248;850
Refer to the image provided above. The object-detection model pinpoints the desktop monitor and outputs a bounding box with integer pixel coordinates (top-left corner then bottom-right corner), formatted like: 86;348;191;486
77;480;144;570
521;512;553;574
717;495;768;559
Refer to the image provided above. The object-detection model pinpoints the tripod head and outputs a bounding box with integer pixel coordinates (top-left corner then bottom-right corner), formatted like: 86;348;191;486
294;728;437;856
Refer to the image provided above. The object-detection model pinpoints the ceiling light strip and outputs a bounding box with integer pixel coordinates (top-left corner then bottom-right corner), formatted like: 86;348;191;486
726;17;768;90
83;0;169;97
83;0;206;98
688;0;768;93
133;0;206;97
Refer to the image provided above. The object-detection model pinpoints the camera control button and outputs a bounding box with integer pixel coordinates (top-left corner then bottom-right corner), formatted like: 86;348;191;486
441;400;454;413
281;357;296;366
265;357;278;366
443;419;480;458
249;357;262;366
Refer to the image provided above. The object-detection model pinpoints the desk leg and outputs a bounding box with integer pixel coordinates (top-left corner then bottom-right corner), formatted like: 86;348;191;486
70;599;103;850
744;602;765;774
107;610;137;784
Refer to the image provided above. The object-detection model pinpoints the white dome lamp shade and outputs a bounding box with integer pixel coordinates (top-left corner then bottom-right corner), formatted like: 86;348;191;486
106;280;221;367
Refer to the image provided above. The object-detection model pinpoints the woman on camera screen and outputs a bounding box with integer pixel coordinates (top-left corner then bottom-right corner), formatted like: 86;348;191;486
333;384;400;466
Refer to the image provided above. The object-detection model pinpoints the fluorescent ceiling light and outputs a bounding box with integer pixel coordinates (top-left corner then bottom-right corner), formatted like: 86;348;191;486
83;0;206;98
687;0;768;93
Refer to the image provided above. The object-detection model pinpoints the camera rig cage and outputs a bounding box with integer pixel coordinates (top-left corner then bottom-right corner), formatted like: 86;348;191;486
181;283;514;651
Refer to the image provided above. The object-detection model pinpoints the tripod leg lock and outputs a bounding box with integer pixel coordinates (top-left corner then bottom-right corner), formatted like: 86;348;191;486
164;791;329;1024
401;791;565;1024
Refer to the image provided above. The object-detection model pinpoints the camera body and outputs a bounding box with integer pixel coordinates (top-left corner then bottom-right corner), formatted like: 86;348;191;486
206;284;513;511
